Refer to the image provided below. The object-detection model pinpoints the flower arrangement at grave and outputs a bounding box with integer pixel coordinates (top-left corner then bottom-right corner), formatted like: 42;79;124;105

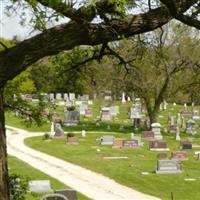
66;133;78;144
67;133;75;138
67;106;76;111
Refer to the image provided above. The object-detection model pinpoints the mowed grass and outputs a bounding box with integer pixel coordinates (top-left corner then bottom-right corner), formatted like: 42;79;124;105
6;100;200;200
8;156;90;200
25;129;200;200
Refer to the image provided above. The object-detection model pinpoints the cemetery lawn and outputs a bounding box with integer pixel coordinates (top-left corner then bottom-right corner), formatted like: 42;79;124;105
8;156;90;200
6;101;200;200
25;131;200;200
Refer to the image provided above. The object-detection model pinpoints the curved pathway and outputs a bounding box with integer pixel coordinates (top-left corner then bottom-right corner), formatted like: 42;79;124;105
6;125;160;200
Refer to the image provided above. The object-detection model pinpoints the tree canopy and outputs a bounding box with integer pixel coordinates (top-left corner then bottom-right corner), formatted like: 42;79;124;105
1;0;200;87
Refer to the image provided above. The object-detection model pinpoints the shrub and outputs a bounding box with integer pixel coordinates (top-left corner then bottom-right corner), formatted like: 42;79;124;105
43;133;50;140
67;106;76;111
9;174;28;200
67;133;75;137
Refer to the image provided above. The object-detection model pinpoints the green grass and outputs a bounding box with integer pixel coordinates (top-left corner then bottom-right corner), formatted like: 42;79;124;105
8;156;90;200
6;101;200;200
25;129;200;200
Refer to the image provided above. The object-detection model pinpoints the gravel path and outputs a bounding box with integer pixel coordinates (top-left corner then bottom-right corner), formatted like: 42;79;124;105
6;125;160;200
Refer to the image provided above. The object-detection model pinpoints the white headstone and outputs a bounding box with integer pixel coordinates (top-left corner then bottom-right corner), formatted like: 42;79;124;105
81;130;86;137
122;92;126;103
184;103;187;110
176;127;181;141
163;101;167;110
49;93;54;99
50;122;55;138
69;93;75;100
56;93;62;100
151;123;162;140
176;113;181;126
28;180;53;193
63;93;68;100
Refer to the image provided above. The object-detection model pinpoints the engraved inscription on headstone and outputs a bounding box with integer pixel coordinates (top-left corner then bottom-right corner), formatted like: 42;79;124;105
156;160;182;174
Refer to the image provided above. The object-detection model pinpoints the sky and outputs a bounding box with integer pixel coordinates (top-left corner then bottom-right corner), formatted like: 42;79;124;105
1;0;30;39
0;0;35;39
0;0;81;40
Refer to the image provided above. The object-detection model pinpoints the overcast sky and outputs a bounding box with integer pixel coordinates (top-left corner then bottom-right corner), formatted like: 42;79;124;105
1;0;33;39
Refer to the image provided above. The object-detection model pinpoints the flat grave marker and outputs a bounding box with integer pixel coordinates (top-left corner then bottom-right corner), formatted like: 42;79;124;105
28;180;53;193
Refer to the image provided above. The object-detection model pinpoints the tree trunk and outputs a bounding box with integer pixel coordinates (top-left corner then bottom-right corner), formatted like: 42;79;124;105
0;87;10;200
149;111;158;125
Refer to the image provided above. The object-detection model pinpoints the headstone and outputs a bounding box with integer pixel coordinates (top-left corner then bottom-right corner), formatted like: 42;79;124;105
157;153;167;160
112;138;125;148
182;117;186;129
81;130;86;137
88;100;93;105
100;136;114;145
56;93;62;100
180;110;192;117
55;189;78;200
67;136;78;144
176;113;181;126
79;104;88;115
175;127;181;141
142;131;154;140
159;103;163;111
79;95;89;101
149;140;169;151
122;92;126;103
181;141;192;150
101;107;112;121
41;194;68;200
184;103;187;110
28;180;53;193
131;132;134;139
169;116;174;126
122;139;139;148
52;112;62;124
104;90;112;102
169;125;177;134
65;101;73;108
197;153;200;160
156;160;182;174
63;93;69;100
185;119;196;135
69;93;75;101
85;109;92;117
110;106;119;116
171;151;188;160
151;123;162;140
64;110;80;126
54;123;65;138
163;101;167;110
50;122;55;138
192;109;200;120
49;93;54;100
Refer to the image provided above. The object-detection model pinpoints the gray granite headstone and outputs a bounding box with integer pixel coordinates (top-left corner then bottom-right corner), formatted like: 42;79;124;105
64;110;80;126
29;180;53;193
54;123;65;138
156;160;182;174
55;189;78;200
100;136;114;145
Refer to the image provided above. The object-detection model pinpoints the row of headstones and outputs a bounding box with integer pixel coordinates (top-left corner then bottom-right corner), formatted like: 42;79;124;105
99;134;194;174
